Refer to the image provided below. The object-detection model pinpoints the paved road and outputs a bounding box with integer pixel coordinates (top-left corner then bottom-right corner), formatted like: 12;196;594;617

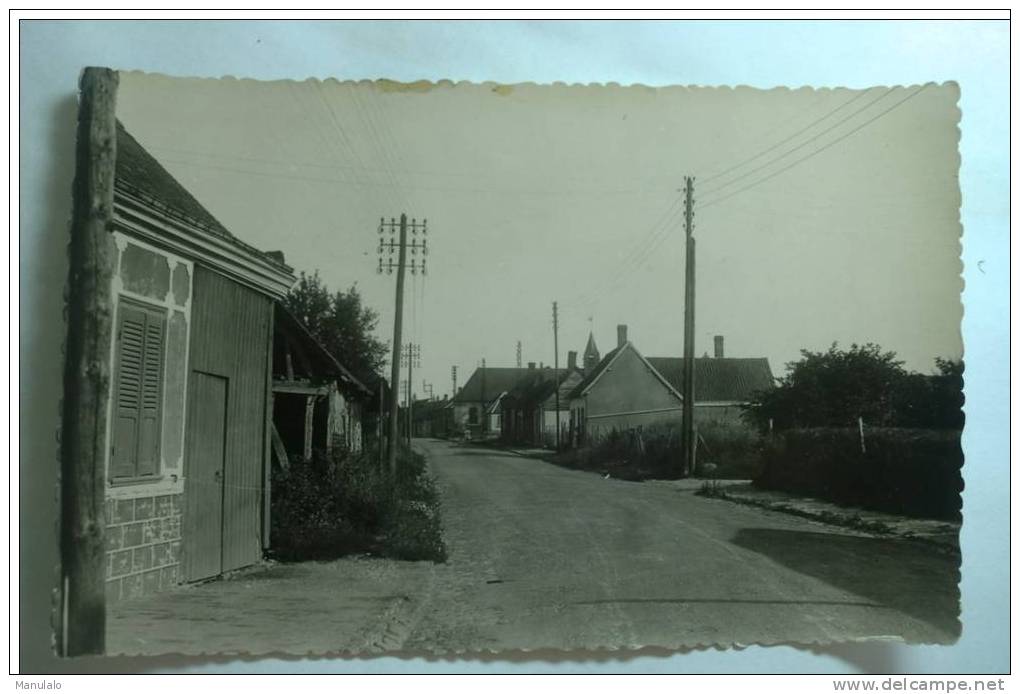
108;439;959;655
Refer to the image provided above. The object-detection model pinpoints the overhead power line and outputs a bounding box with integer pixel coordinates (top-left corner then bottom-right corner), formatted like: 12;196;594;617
700;84;930;210
700;88;876;184
701;88;895;197
564;85;930;313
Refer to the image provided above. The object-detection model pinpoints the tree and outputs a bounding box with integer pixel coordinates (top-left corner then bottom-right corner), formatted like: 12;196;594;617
743;344;964;432
284;271;389;385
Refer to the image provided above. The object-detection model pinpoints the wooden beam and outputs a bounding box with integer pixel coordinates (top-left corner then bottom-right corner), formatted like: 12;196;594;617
303;395;315;461
60;67;119;657
325;384;337;457
273;382;328;396
270;422;290;472
284;343;295;381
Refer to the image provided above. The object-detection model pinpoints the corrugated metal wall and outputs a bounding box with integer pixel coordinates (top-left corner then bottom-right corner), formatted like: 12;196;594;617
186;266;272;576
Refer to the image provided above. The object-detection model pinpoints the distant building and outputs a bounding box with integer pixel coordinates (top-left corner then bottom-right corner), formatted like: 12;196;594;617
411;396;451;438
501;354;584;448
568;325;683;444
448;366;535;438
568;327;774;445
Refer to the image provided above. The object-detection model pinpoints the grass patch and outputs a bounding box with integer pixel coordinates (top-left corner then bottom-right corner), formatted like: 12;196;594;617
554;420;765;481
269;443;447;563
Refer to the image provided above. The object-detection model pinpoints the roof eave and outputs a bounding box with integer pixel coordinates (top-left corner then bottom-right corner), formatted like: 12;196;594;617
114;189;296;300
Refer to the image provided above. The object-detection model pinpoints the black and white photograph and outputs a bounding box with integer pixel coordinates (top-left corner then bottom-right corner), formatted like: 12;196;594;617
54;67;969;658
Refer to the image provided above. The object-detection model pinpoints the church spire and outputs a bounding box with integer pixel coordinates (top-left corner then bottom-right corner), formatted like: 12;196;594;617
583;331;600;373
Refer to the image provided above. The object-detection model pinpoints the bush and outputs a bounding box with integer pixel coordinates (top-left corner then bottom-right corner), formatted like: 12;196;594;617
270;443;447;563
755;427;963;520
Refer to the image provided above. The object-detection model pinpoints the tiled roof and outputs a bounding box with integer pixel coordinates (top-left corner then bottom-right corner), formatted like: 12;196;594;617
115;121;235;239
645;357;775;403
504;369;574;408
452;367;535;404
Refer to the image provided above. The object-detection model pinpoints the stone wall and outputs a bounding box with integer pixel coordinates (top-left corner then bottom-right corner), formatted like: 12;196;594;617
105;493;182;603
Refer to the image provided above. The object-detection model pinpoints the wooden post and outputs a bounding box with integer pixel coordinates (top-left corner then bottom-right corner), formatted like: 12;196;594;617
60;67;119;656
303;395;315;461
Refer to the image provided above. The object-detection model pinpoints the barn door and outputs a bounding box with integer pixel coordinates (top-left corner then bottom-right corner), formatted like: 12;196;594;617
183;371;228;581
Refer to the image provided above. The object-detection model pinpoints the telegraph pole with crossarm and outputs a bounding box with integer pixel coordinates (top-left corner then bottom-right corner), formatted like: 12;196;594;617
401;342;421;446
377;215;427;475
680;177;697;477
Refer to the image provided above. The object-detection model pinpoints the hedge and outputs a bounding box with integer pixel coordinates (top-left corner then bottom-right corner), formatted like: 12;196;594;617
755;427;963;520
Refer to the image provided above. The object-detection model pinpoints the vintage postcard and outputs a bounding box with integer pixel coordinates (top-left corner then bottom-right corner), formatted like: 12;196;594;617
58;69;963;657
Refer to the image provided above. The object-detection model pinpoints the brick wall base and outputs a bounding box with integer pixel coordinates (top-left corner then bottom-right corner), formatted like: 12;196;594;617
105;492;183;602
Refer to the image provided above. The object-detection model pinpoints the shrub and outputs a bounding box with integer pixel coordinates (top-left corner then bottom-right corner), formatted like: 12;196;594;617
270;443;447;563
756;427;963;520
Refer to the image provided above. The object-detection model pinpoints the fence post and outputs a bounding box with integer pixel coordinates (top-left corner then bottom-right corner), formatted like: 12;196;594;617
858;416;867;454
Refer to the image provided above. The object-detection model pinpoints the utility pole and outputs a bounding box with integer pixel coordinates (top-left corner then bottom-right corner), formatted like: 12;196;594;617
402;342;421;447
377;378;384;466
377;215;427;474
451;365;457;396
516;341;522;368
681;177;697;477
552;301;561;450
479;361;487;436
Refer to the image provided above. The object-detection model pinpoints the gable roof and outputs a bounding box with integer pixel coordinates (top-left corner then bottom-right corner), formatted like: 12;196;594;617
645;357;775;403
115;121;235;240
569;346;620;399
452;367;535;404
569;342;683;401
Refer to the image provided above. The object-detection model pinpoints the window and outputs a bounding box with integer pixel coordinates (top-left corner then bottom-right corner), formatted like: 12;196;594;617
110;298;167;483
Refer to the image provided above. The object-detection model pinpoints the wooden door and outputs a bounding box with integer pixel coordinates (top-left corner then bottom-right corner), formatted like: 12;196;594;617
183;371;228;581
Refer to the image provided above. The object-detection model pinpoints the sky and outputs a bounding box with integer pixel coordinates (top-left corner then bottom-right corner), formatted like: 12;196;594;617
116;72;963;399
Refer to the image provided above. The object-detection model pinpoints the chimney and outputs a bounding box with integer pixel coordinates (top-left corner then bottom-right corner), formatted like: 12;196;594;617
714;335;725;359
617;324;628;349
567;350;577;370
528;362;536;370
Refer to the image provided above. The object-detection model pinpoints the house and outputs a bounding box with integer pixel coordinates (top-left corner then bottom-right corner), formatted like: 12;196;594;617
645;336;775;427
568;325;684;444
271;302;372;464
102;122;295;601
501;355;584;448
448;366;535;438
568;327;774;445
